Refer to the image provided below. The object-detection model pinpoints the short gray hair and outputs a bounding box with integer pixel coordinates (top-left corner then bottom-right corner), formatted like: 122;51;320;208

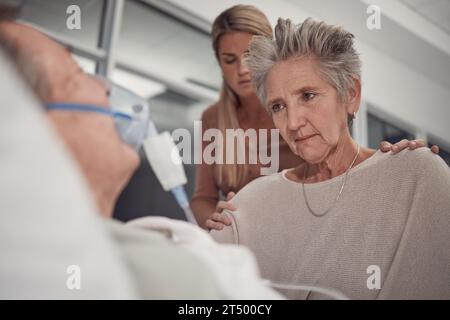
247;18;361;108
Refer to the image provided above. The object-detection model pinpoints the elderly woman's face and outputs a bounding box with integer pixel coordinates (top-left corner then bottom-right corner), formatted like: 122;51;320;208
266;57;352;164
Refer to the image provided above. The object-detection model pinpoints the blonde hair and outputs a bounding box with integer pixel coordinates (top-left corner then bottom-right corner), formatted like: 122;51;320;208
248;18;361;109
211;5;272;191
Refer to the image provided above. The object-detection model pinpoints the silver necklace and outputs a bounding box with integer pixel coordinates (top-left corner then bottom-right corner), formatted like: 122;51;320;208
302;144;361;217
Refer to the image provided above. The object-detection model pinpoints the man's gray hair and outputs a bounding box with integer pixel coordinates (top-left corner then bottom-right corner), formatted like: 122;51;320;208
0;1;40;92
0;29;41;94
247;18;362;108
0;0;22;20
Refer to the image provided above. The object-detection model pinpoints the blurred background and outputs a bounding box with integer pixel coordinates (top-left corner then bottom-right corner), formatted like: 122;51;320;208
9;0;450;221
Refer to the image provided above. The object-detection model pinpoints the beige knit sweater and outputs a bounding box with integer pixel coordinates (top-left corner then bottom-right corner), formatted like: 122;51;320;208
211;148;450;299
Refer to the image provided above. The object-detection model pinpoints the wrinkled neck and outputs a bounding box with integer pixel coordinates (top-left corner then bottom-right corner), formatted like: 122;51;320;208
305;135;359;183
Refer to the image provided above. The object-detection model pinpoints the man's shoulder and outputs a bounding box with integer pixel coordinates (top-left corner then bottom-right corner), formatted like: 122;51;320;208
103;218;170;247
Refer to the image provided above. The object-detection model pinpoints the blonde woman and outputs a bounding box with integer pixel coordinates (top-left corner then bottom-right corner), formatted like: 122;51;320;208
190;5;437;231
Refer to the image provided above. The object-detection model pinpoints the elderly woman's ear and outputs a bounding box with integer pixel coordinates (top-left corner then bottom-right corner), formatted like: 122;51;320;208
346;78;362;116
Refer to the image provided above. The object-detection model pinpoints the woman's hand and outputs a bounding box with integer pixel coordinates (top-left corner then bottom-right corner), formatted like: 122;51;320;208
380;139;439;154
204;192;236;231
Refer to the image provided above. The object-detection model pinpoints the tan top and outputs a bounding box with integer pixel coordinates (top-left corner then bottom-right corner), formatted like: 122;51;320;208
212;148;450;299
190;103;303;226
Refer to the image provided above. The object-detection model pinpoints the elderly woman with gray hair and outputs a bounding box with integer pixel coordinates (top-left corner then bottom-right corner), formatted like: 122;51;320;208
212;18;450;299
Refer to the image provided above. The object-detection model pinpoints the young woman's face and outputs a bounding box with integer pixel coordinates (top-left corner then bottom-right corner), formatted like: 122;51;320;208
217;31;255;98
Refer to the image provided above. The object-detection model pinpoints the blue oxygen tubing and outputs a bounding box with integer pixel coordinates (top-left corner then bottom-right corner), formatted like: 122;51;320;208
46;103;132;120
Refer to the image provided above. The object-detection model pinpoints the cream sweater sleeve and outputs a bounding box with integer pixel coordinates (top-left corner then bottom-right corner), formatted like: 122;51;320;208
210;210;239;245
378;149;450;299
